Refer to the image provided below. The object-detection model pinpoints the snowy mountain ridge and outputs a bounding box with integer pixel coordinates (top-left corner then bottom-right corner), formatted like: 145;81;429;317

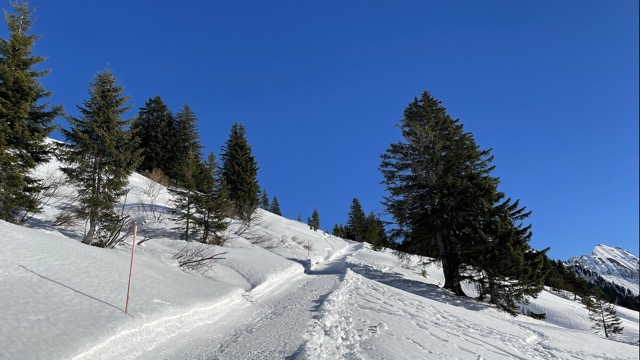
567;244;640;297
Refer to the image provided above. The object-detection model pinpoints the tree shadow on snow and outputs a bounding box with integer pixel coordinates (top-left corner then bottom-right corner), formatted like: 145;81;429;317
347;262;490;312
19;265;123;312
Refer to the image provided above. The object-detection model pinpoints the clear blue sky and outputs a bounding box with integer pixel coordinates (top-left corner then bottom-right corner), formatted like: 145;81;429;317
7;1;638;259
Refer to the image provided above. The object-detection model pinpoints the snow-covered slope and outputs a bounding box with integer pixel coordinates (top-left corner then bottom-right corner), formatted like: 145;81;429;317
1;152;638;359
567;244;639;298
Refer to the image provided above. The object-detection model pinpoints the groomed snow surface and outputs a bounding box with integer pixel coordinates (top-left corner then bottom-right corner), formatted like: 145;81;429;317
1;157;638;359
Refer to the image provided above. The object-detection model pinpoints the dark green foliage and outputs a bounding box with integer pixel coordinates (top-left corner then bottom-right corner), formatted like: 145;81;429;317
308;209;320;231
380;91;546;307
585;288;624;339
332;223;347;238
131;96;176;178
364;211;387;251
259;189;270;209
174;104;203;183
297;214;302;222
543;257;591;301
194;153;230;245
219;123;259;222
471;199;548;315
270;196;282;216
170;150;200;242
346;197;366;241
59;69;140;245
0;2;61;221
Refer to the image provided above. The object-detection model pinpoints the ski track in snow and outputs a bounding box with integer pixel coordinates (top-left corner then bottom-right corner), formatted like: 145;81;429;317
136;243;362;360
299;268;637;360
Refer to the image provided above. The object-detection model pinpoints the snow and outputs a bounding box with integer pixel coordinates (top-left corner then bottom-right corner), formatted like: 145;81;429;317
568;244;640;296
0;153;638;359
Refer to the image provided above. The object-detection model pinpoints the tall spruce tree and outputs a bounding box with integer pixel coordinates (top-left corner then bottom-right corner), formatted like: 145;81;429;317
0;2;61;221
60;69;140;245
219;123;259;222
380;91;545;300
174;104;203;182
309;208;320;231
346;197;366;242
131;96;176;178
170;150;200;241
270;196;282;216
194;152;230;244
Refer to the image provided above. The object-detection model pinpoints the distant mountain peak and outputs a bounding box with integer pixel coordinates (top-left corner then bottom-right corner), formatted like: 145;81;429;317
567;244;639;308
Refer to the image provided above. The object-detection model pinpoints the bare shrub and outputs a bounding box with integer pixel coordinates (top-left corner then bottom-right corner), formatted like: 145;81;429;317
174;243;228;273
51;210;78;227
136;168;170;222
145;168;170;196
233;209;264;237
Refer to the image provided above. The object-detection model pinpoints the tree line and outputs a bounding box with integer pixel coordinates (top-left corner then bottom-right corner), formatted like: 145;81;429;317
0;3;262;247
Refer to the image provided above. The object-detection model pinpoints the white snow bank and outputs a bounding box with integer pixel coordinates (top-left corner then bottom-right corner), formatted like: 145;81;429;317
300;268;639;360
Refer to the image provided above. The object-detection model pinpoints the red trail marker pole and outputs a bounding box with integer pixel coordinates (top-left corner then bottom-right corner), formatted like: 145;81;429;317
124;224;137;315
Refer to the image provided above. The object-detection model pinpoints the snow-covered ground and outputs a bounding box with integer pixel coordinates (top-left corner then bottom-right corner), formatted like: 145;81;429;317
0;155;638;359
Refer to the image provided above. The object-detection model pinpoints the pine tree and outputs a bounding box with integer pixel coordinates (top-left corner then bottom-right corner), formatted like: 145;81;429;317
0;2;62;221
346;197;366;242
471;198;548;315
364;211;387;251
586;288;624;339
194;152;230;245
297;214;302;222
174;104;203;183
309;209;320;231
332;224;347;238
380;91;525;297
259;188;270;209
131;96;176;178
60;69;140;245
170;150;200;241
219;123;259;222
270;196;282;216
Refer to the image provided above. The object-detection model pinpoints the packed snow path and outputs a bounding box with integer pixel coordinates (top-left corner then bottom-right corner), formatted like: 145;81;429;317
138;243;363;360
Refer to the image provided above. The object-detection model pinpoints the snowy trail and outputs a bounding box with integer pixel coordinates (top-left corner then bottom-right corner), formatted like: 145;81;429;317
138;243;363;360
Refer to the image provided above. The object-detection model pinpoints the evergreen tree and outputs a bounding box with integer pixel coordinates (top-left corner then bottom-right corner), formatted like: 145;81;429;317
586;288;624;339
131;96;176;178
346;197;366;241
0;2;61;221
219;123;259;222
270;196;282;216
259;188;270;209
194;152;230;244
170;150;200;241
297;214;302;222
173;104;203;183
364;211;387;251
309;208;320;231
380;91;544;299
471;198;548;315
60;69;140;245
332;224;347;238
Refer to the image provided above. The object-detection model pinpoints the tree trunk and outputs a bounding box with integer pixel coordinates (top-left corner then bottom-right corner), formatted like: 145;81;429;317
438;232;465;296
83;213;97;245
